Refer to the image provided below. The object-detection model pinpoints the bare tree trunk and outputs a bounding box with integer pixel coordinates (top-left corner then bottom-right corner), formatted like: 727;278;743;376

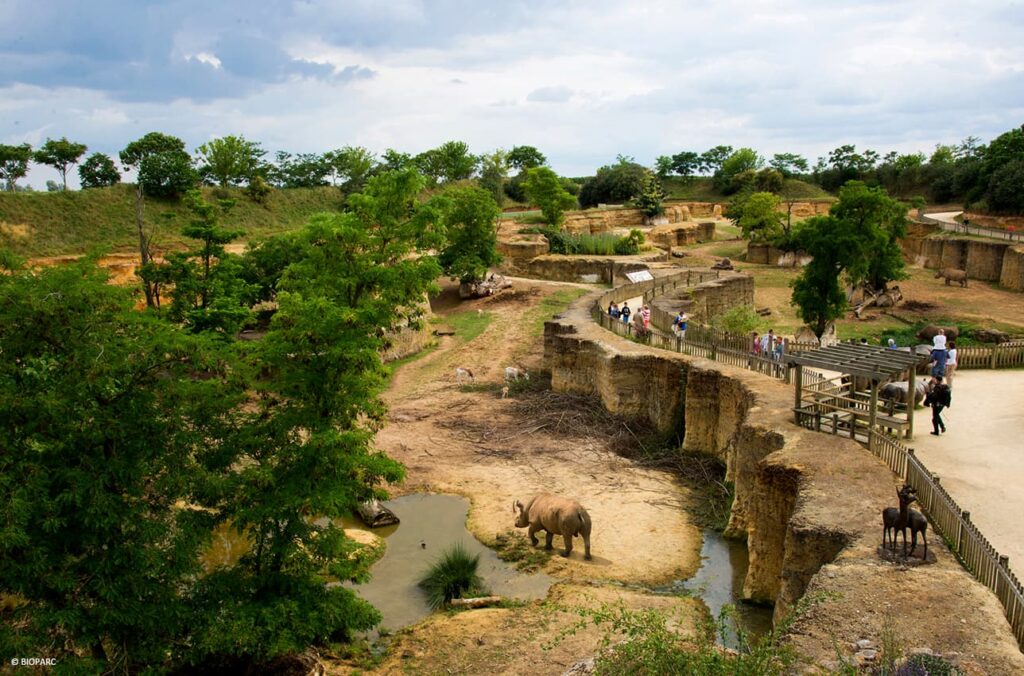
134;185;156;308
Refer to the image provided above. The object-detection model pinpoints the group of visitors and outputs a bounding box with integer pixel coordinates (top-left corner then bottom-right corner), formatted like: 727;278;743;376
607;301;651;329
672;311;688;340
929;330;958;383
751;329;784;362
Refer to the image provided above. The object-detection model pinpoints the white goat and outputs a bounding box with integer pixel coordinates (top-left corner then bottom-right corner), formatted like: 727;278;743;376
454;367;475;383
504;366;529;383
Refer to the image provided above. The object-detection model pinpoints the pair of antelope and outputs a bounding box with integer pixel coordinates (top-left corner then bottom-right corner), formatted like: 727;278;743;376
454;366;528;398
882;484;928;560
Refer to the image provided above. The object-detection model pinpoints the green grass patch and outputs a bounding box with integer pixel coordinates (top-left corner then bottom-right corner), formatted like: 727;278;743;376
660;177;831;202
526;288;588;339
707;241;747;259
494;531;553;573
418;543;488;609
441;309;494;343
0;183;345;258
458;382;502;394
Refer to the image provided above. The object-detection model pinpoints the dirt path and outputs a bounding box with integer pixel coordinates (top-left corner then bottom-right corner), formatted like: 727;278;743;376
346;280;705;673
911;369;1024;574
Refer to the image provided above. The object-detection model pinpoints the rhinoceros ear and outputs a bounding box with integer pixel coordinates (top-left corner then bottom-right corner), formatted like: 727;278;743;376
514;500;523;514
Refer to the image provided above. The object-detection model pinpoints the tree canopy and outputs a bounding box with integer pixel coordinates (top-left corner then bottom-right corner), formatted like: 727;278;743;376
33;137;88;190
78;152;121;189
196;135;265;187
523;166;577;227
0;143;32;191
578;157;647;208
437;185;502;282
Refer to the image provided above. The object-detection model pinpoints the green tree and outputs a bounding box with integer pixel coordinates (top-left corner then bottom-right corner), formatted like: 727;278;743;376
137;149;198;198
142;190;251;333
190;170;441;661
769;153;808;177
654;155;675;179
121;132;195;307
632;169;666;217
33;136;88;190
0;143;32;191
523;166;577;227
380;148;413;171
736;192;784;242
0;258;242;670
269;151;330;188
415;141;478;184
714;147;762;193
790;215;853;337
578;157;647;208
324;146;376;192
196;135;265;187
699;145;733;174
437;185;502;282
477;149;509;206
508;145;547;171
830;181;907;290
78;152;121;189
670;150;702;179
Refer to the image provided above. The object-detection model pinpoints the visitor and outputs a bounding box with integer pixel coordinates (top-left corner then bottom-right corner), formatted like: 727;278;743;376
773;338;784;362
760;329;775;355
640;304;651;329
859;337;869;346
620;301;631;324
751;331;761;356
930;341;949;378
932;329;947;351
677;312;688;341
946;341;958;385
887;338;897;350
609;302;620;320
607;301;615;316
924;375;952;435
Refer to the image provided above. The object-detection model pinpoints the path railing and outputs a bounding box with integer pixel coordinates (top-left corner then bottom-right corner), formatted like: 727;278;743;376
920;213;1024;243
954;341;1024;369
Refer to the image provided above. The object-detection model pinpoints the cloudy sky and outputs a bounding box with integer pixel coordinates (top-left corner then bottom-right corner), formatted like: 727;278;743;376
3;0;1023;188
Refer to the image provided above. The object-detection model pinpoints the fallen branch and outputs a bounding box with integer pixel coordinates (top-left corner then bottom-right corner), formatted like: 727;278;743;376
449;595;504;609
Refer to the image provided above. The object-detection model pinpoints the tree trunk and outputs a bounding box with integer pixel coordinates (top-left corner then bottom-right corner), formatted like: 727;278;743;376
449;596;504;609
135;185;156;308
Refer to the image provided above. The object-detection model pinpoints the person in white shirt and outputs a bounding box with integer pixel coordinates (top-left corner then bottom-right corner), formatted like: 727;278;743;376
946;341;958;385
932;329;947;350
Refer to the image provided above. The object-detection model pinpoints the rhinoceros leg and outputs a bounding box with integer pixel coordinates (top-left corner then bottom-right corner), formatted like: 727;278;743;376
561;533;573;558
544;532;554;550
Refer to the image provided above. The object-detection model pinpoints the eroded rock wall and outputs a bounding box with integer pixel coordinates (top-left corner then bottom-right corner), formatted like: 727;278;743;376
1000;246;1024;291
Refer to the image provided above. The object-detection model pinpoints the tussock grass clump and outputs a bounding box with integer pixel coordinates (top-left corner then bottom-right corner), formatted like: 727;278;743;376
418;544;487;609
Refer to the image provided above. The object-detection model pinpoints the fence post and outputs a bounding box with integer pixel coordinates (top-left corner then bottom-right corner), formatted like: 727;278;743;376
959;511;970;556
999;555;1010;604
991;346;998;369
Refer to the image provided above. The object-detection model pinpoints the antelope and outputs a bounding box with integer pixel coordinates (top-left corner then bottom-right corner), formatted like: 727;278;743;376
882;484;917;557
454;367;474;383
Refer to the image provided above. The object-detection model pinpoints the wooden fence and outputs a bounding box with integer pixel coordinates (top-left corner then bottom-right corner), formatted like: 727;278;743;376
954;341;1024;369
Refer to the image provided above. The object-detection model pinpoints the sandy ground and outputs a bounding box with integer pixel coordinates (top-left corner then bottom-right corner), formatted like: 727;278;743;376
911;369;1024;574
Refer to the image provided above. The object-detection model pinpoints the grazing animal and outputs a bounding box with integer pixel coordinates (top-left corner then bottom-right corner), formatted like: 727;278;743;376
500;386;509;399
454;367;475;383
504;366;529;383
907;508;928;560
934;268;968;287
514;493;592;560
882;484;917;556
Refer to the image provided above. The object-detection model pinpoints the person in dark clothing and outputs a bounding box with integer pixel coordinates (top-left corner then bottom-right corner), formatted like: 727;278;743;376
925;375;952;435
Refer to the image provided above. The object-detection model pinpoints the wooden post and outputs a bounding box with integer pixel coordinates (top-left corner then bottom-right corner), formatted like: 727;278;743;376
958;510;970;555
868;379;879;452
794;364;803;421
991;345;998;369
907;366;916;440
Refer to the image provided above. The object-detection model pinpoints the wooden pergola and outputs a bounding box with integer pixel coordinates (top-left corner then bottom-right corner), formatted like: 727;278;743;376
785;344;930;442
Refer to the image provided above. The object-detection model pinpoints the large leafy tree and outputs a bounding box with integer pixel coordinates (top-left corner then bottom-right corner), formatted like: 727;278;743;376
790;181;908;336
33;136;88;190
523;166;577;227
0;259;242;669
632;169;666;217
477;149;509;206
414;141;478;184
78;152;121;189
437;185;502;282
324;146;376;192
714;147;762;193
196;135;265;187
269;151;330;188
769;152;808;177
735;191;784;242
188;169;442;662
699;145;734;175
0;142;33;191
121;132;196;307
578;156;647;208
507;145;547;172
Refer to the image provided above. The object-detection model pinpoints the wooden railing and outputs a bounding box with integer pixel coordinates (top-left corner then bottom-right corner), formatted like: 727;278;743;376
954;341;1024;369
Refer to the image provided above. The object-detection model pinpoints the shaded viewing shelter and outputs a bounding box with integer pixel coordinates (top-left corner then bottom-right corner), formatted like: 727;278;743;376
785;344;930;445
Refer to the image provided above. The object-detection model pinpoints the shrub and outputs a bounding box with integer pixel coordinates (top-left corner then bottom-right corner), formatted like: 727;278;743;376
614;229;645;255
245;175;272;204
523;167;577;227
418;544;486;609
712;305;761;336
